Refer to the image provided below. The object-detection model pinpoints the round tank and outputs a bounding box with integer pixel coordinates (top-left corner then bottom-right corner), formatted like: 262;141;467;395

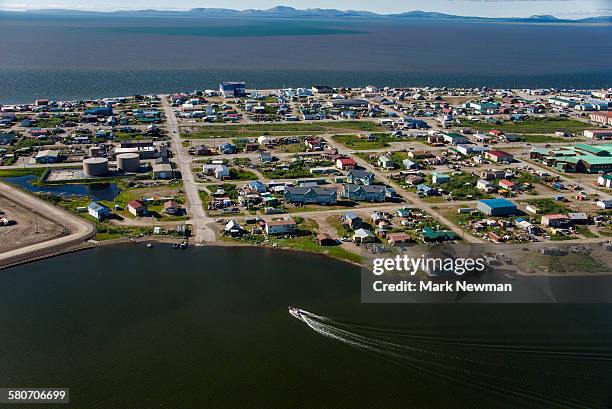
116;153;141;173
83;157;109;177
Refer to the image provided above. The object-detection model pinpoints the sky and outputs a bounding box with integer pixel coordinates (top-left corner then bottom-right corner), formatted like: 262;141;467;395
0;0;610;19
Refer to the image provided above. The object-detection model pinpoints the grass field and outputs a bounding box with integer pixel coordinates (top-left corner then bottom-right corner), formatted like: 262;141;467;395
460;117;591;134
524;198;570;214
180;120;385;139
332;134;396;150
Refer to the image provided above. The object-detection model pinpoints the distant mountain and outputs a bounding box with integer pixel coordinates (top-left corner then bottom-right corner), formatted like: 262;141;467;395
3;6;610;23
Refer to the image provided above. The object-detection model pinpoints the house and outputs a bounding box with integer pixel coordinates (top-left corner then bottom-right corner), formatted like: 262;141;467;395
387;232;411;246
311;85;334;94
336;158;356;170
35;149;60;163
247;180;267;193
214;165;230;180
259;151;273;163
224;219;243;236
405;175;423;186
477;198;518;216
485;150;514;163
353;228;376;243
341;184;386;202
88;202;110;220
585;130;612;140
408;150;432;159
220;82;246;98
153;163;173;179
431;172;450;185
342;211;362;228
597;174;612;188
597;200;612;209
265;219;297;235
442;133;467;145
541;214;572;228
317;233;337;246
127;200;147;217
416;184;435;196
284;187;337;205
402;159;419;170
396;208;411;218
163;200;182;215
0;133;16;144
498;179;516;191
568;212;589;224
218;143;237;154
590;111;612;126
193;145;212;156
421;227;457;242
346;169;374;185
378;155;395;169
477;179;494;192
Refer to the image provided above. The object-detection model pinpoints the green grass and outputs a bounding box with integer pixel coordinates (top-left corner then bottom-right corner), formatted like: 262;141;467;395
331;134;395;150
34;117;62;128
461;117;591;134
326;215;353;237
524;198;570;214
0;168;46;177
530;253;609;274
522;134;567;143
229;168;258;181
180;120;385;139
426;173;490;200
261;163;313;179
577;226;598;238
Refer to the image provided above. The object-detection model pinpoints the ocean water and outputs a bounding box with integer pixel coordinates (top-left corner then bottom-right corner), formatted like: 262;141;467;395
1;245;612;408
0;16;611;102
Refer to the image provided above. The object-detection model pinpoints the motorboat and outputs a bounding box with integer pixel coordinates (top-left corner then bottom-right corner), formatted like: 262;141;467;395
288;306;305;321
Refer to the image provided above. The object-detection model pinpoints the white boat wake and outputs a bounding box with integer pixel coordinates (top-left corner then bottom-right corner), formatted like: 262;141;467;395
291;308;612;409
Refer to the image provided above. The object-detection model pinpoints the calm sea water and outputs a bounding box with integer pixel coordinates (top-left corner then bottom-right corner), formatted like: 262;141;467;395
3;175;120;201
1;245;611;408
0;16;611;103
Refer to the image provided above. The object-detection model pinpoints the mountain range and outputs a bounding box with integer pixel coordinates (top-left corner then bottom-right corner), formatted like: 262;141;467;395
4;6;612;23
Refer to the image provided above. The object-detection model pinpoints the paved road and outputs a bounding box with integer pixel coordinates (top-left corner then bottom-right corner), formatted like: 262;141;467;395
160;96;216;244
0;181;95;268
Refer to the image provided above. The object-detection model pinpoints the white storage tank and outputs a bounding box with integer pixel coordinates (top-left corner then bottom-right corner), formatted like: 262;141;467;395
83;157;109;177
116;153;140;173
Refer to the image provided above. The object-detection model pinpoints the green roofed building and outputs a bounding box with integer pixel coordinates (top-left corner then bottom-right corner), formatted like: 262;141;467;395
529;144;612;173
421;227;458;242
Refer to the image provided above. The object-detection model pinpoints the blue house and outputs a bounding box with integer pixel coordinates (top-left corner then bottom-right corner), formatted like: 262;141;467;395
87;202;110;220
341;184;386;203
347;169;375;185
220;82;247;98
218;143;237;154
402;159;419;170
85;107;113;117
247;181;267;193
417;184;435;196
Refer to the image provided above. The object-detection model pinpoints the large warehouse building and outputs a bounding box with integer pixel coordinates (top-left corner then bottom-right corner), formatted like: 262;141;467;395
477;198;518;216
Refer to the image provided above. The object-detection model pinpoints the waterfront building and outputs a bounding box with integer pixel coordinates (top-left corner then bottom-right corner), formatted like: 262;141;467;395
220;82;246;98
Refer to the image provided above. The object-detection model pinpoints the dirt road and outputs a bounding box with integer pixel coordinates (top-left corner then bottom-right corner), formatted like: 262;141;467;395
0;182;95;269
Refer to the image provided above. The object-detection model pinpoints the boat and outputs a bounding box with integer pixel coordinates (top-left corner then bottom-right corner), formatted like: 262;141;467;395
180;241;188;249
288;306;305;321
173;243;179;249
146;243;153;248
505;273;516;280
